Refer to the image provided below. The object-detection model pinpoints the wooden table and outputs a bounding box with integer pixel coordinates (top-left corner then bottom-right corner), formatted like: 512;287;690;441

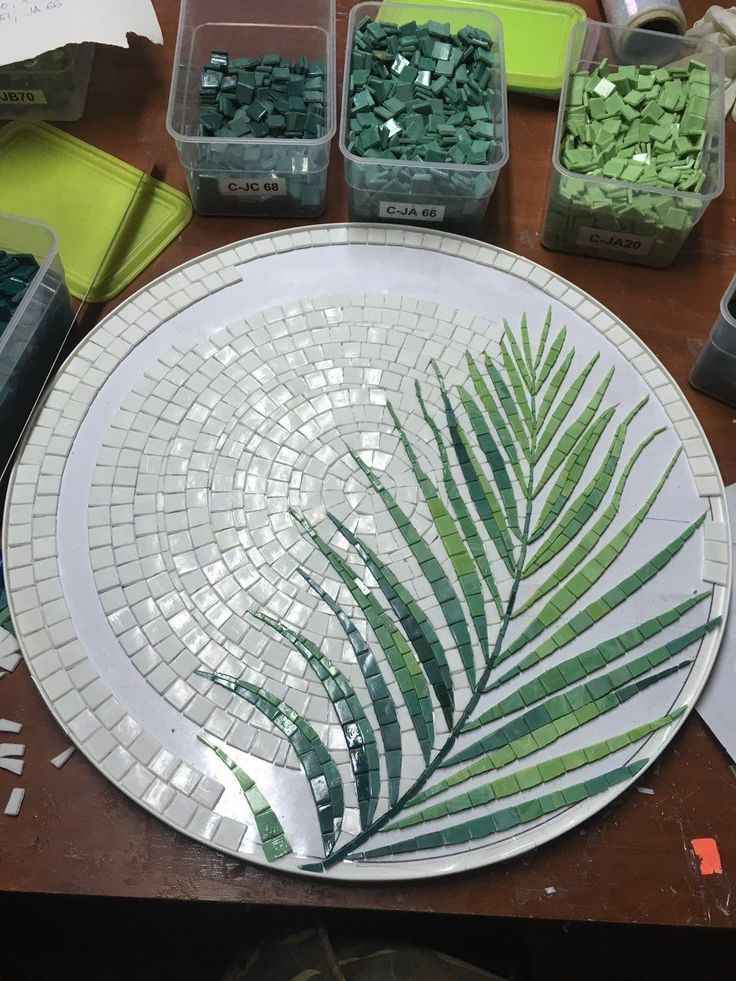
1;0;734;929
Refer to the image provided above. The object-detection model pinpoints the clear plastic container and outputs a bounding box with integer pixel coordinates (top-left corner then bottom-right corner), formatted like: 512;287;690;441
340;2;508;232
0;214;72;466
689;272;736;408
541;21;725;268
0;44;94;122
166;0;336;218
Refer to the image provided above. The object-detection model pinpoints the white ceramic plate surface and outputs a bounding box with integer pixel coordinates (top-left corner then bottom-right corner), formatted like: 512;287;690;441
3;224;730;880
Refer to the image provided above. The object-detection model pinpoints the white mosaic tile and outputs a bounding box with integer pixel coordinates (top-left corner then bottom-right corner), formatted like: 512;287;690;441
703;560;729;586
103;746;135;781
164;792;198;828
84;729;116;763
213;815;247;851
142;778;175;814
188;806;221;841
121;762;155;798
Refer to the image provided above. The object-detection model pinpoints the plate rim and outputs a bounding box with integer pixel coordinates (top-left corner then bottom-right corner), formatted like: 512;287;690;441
3;221;731;882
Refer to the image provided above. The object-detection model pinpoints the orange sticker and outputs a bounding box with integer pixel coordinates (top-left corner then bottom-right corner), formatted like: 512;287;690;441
690;838;723;876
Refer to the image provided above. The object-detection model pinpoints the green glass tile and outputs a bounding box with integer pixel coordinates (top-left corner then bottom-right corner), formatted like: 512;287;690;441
347;15;498;175
516;799;545;822
264;836;291;862
198;738;292;862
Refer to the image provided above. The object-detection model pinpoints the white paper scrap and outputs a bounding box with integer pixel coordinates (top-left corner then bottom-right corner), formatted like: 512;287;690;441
0;743;24;758
0;0;163;67
0;720;22;734
697;483;736;759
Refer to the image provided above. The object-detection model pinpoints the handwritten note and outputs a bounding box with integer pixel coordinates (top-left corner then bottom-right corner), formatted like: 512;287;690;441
0;0;162;67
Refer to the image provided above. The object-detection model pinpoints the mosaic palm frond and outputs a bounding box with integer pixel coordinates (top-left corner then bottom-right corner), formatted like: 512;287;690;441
199;311;718;870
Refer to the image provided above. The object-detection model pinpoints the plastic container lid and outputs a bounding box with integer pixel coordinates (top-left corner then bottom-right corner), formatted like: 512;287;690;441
379;0;586;95
0;122;193;301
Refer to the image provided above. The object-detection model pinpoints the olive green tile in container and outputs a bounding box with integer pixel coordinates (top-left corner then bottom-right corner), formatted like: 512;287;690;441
541;21;725;268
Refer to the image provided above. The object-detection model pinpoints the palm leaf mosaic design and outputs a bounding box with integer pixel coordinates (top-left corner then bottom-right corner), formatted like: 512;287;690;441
198;311;718;871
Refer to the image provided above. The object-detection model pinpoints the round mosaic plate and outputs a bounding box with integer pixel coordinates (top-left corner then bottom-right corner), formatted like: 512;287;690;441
3;225;730;880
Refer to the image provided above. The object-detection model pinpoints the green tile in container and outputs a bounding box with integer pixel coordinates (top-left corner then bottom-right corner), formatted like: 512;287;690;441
341;1;509;230
378;0;586;95
541;22;726;268
166;0;337;218
0;122;192;301
0;213;73;468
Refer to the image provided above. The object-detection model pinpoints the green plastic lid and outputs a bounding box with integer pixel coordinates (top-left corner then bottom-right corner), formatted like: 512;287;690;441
380;0;586;95
0;122;192;301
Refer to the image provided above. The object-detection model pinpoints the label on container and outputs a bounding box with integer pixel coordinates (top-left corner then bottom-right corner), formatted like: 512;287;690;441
0;89;47;105
218;177;287;197
378;201;446;223
576;226;654;257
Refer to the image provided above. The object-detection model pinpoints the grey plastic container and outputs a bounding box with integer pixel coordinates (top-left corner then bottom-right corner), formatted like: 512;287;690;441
0;44;94;121
166;0;336;217
0;213;73;466
690;272;736;408
340;1;508;232
542;21;725;268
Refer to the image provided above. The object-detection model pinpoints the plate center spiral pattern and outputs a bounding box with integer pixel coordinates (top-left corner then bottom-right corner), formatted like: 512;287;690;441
90;296;497;778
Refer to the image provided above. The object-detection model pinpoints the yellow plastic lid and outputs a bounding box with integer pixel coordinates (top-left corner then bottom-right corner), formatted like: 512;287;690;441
380;0;586;95
0;122;192;301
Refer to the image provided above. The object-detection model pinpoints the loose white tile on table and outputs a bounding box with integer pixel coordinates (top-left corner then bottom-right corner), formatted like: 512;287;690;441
50;747;76;769
0;653;21;672
0;758;24;775
4;788;25;817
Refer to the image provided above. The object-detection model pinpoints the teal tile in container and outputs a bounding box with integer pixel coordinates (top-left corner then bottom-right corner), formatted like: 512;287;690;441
378;0;586;96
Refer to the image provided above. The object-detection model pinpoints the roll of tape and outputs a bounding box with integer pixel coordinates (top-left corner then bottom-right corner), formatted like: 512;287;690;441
601;0;687;35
